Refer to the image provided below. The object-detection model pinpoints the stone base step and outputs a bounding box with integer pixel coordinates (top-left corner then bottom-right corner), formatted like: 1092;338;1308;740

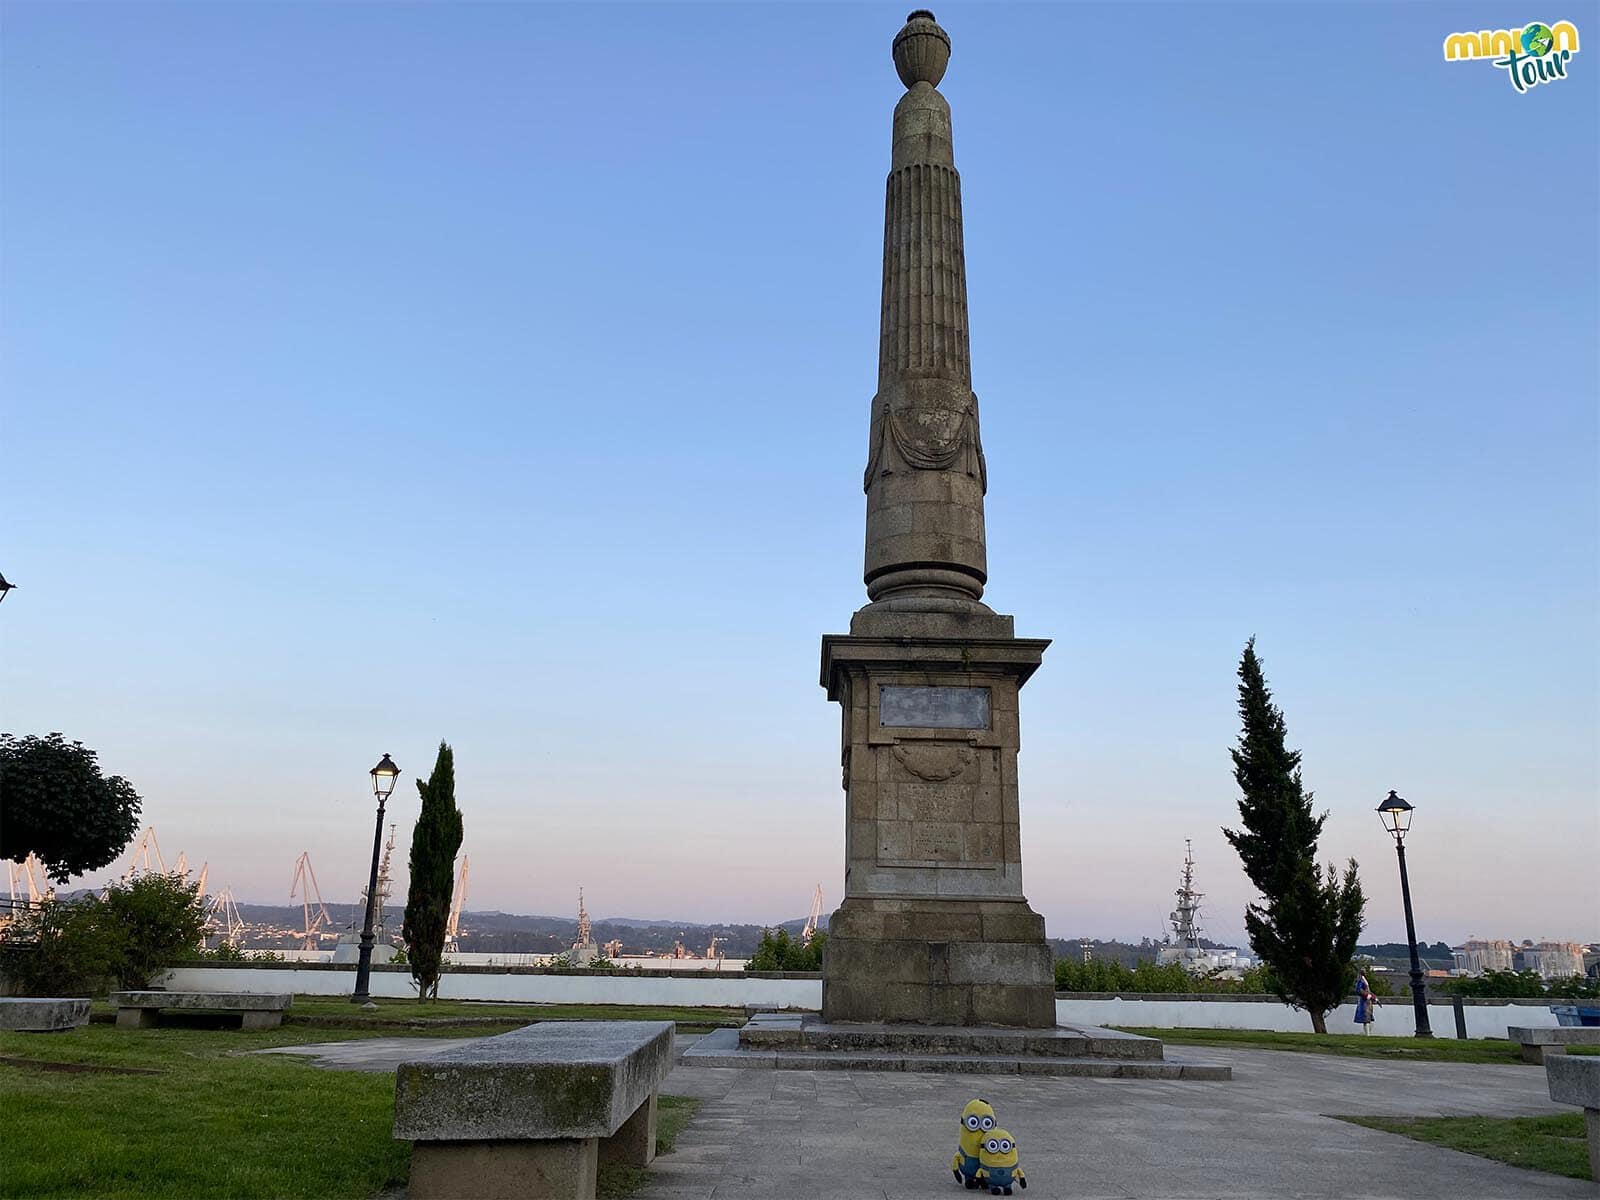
686;1027;1232;1080
739;1015;1163;1060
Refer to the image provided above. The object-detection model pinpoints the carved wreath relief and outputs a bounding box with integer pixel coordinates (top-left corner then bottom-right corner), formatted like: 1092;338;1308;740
892;742;974;782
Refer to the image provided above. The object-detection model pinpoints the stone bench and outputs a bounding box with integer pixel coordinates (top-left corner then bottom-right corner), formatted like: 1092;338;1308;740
393;1020;675;1200
109;990;291;1030
1545;1055;1600;1181
1508;1024;1600;1064
0;997;90;1032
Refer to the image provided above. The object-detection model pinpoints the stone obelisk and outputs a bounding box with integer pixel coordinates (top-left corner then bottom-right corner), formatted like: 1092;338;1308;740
819;10;1056;1028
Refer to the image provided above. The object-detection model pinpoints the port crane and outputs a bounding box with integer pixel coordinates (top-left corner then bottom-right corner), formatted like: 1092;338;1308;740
7;853;46;905
124;826;168;878
802;884;824;944
290;852;333;950
207;887;246;946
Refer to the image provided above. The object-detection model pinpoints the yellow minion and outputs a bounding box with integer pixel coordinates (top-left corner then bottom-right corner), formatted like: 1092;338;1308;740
976;1128;1025;1195
949;1098;996;1188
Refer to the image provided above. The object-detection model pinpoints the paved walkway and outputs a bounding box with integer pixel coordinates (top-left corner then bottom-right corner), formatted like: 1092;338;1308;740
264;1038;1593;1198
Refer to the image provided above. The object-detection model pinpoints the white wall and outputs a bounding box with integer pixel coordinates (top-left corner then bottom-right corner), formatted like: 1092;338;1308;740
1054;996;1562;1037
157;966;1563;1038
161;966;822;1009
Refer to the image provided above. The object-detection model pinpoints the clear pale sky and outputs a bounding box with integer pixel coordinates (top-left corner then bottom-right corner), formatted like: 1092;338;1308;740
3;2;1595;946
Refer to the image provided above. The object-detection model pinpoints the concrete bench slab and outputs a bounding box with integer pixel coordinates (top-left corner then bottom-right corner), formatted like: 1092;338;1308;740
109;990;291;1030
0;997;91;1032
1544;1055;1600;1181
394;1020;674;1200
1508;1024;1600;1064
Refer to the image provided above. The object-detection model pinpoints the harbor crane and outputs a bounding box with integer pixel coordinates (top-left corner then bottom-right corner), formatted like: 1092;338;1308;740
207;887;246;946
7;854;45;905
802;884;824;944
124;827;168;878
290;852;333;950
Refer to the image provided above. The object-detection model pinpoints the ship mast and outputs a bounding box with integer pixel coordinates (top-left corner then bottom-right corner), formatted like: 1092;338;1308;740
1169;839;1204;952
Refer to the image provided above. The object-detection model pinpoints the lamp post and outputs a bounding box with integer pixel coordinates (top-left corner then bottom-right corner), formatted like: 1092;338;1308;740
352;754;400;1006
0;573;15;604
1377;790;1433;1038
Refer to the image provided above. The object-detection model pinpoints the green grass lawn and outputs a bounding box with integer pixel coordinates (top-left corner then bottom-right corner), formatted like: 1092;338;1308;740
86;995;746;1035
278;995;745;1031
0;1022;700;1199
1339;1114;1592;1181
1115;1026;1532;1065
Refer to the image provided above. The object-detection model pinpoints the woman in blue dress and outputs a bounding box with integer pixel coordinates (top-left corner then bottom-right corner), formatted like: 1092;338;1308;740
1353;970;1378;1033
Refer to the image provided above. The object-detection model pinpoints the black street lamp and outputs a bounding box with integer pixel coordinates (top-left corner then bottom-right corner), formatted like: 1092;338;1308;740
0;573;15;604
352;754;401;1006
1377;790;1433;1038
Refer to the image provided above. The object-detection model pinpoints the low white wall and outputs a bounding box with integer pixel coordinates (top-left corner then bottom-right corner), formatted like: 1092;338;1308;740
160;965;823;1010
1054;996;1561;1037
155;966;1564;1039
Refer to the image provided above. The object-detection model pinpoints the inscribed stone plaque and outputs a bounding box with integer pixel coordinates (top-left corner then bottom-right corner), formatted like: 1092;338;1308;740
911;822;965;862
880;685;990;729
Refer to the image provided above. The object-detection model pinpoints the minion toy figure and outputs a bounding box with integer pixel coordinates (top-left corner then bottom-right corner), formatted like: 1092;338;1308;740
950;1098;996;1188
976;1129;1026;1195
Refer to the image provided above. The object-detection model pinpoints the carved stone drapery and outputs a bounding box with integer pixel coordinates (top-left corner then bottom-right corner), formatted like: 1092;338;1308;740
863;393;987;491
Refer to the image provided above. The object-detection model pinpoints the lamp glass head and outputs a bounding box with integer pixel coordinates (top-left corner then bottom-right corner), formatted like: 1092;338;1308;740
1376;790;1413;839
370;754;400;799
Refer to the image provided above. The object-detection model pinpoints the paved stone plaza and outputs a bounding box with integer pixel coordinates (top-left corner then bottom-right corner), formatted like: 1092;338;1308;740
268;1037;1593;1198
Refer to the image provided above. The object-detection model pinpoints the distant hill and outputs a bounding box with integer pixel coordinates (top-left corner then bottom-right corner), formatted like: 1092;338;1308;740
228;902;818;958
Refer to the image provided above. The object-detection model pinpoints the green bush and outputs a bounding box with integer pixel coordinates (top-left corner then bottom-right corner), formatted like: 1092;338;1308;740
748;928;826;971
1053;957;1351;997
1545;974;1600;999
100;873;208;987
189;942;285;964
0;873;207;994
1435;969;1599;999
0;894;123;995
1438;969;1547;998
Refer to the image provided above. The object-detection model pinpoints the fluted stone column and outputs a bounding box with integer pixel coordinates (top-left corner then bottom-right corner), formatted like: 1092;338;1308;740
863;13;987;607
818;11;1056;1029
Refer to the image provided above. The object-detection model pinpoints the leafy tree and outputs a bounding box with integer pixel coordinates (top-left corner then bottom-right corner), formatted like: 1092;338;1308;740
401;742;463;1001
0;733;142;883
1222;639;1366;1033
749;928;827;971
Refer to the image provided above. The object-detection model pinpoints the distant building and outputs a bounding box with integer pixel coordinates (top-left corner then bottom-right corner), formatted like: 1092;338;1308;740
1452;938;1515;976
1522;941;1586;980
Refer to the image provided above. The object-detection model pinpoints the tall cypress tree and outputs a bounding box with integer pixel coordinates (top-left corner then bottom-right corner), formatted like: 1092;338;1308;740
1222;640;1366;1033
402;741;463;1001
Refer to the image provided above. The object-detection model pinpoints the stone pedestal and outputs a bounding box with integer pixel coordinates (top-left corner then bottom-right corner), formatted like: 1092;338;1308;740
393;1021;674;1200
596;1093;657;1167
409;1139;597;1200
819;608;1055;1028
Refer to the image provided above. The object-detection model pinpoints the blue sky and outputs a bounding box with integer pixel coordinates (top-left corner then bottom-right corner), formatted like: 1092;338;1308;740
2;2;1595;944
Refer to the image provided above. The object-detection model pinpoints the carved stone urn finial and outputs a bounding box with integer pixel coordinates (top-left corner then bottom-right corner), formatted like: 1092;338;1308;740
892;9;950;89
